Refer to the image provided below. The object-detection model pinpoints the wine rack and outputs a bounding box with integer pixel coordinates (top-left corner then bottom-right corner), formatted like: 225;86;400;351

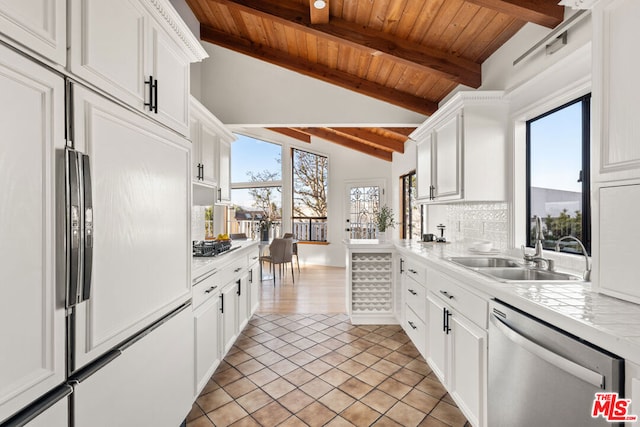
350;252;393;313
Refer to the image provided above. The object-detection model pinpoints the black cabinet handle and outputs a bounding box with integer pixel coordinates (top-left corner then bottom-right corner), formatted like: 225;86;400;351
220;294;224;313
439;290;454;300
408;289;417;296
205;285;217;294
408;321;417;330
153;78;158;113
144;76;154;112
445;309;452;335
236;279;241;296
400;258;404;273
442;307;447;332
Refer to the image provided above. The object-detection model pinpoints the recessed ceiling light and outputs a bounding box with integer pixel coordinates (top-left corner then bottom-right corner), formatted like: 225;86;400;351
314;0;327;9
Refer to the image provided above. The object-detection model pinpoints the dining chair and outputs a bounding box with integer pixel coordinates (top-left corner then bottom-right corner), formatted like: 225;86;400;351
282;233;300;273
259;237;295;285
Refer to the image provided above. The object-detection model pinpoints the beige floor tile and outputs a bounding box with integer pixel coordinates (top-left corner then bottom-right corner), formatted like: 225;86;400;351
337;359;367;375
247;367;279;387
318;388;356;413
414;377;448;399
320;351;350;367
307;343;332;357
303;359;333;376
207;401;248;426
262;377;296;399
402;389;440;414
322;337;348;350
243;343;270;357
352;351;381;367
367;344;394;358
251;401;292;426
235;389;273;414
393;367;426;387
442;392;457;406
379;337;404;350
223;377;258;399
199;379;220;396
230;415;261;427
235;359;266;376
275;344;302;358
278;389;315;413
338;377;374;400
360;389;398;414
287;350;317;366
376;378;411;399
254;350;284;366
430;401;469;427
335;345;362;358
186;403;205;422
418;415;453;427
386;401;427;427
196;388;233;413
324;416;356;427
225;350;253;366
299;377;334;399
269;358;299;376
340;401;381;426
186;415;214;427
263;337;289;350
250;332;276;343
404;358;431;375
296;402;337;427
212;367;243;387
356;368;388;387
278;415;309;427
371;359;401;376
320;367;351;387
372;416;404;427
384;351;414;367
283;367;316;386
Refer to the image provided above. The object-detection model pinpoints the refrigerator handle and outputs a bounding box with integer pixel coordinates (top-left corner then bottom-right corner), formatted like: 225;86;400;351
81;154;93;301
66;148;83;307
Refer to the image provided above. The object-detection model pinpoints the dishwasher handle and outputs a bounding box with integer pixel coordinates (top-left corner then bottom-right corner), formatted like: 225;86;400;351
490;313;604;389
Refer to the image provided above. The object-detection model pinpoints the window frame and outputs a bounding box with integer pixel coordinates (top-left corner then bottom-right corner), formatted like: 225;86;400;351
525;94;591;254
291;147;329;242
400;171;421;240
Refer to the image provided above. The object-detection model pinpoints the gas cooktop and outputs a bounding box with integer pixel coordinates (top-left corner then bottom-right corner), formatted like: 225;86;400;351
192;240;232;257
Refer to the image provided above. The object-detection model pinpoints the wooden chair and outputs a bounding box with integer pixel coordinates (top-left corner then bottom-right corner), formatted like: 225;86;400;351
259;238;295;285
282;233;300;273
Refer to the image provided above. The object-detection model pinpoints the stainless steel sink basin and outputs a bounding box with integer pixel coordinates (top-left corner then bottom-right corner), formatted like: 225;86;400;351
478;267;582;282
449;257;521;268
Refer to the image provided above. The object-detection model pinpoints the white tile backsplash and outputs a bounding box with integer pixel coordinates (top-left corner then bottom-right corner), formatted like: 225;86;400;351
191;205;207;241
447;202;509;250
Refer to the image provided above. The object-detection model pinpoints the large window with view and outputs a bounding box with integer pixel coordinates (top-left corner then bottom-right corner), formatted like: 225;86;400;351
526;95;591;254
292;148;328;242
229;134;282;240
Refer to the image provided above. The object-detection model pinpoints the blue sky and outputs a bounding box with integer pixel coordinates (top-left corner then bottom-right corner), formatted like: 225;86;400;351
529;101;583;192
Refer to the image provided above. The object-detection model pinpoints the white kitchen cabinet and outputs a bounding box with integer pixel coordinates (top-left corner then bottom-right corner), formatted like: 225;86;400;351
217;138;232;204
237;273;250;331
0;0;66;65
69;0;206;136
412;91;508;204
426;269;488;427
248;255;261;315
221;281;239;355
592;0;640;183
401;256;428;358
193;272;221;396
0;42;66;421
190;96;235;189
626;360;640;421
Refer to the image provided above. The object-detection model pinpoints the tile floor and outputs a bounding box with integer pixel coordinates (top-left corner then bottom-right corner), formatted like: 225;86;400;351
187;313;470;427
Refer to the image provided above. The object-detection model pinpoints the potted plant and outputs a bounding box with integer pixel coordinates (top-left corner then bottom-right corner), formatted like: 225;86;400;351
374;205;395;242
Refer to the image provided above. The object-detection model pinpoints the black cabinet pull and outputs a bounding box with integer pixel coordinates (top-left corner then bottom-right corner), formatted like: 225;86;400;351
400;258;404;273
220;294;224;313
408;268;417;275
144;76;154;112
153;78;158;113
445;309;452;335
442;307;447;332
204;285;217;294
236;279;241;296
439;290;454;300
408;321;417;330
408;289;417;296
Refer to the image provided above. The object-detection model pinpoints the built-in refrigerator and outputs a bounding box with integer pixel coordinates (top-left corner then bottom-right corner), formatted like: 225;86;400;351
0;37;194;426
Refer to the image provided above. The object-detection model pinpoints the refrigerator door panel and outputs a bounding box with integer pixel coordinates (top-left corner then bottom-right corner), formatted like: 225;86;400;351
70;85;191;371
73;305;194;427
0;43;66;421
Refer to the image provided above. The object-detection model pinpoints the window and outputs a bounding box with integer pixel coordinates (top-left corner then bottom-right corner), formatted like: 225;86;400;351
526;95;591;254
292;148;328;242
401;171;421;240
229;134;282;239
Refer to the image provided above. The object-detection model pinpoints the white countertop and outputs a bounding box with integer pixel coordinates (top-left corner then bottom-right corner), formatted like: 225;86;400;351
192;240;259;283
377;239;640;363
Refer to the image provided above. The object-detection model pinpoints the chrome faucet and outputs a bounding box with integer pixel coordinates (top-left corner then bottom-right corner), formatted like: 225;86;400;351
522;216;555;271
555;236;591;281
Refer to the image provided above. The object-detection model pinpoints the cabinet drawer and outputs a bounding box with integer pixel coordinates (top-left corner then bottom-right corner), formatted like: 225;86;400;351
247;252;260;266
405;305;426;358
405;276;427;321
428;269;487;328
404;257;426;284
193;271;221;309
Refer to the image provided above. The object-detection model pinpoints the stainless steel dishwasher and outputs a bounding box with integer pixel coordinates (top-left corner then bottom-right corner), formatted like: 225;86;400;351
488;300;624;427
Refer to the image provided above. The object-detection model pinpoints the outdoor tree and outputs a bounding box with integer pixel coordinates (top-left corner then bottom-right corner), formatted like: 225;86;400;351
292;150;328;217
247;169;281;222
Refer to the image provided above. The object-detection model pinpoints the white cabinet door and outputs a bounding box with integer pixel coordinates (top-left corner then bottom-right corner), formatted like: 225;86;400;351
237;274;250;331
69;0;148;112
416;136;433;201
450;311;486;427
433;114;462;201
594;183;640;303
217;139;231;204
149;21;190;136
221;282;238;355
200;124;218;186
0;0;66;65
593;0;640;182
426;294;448;384
0;43;66;421
71;85;191;370
190;117;202;181
194;295;220;396
74;307;194;427
249;260;260;315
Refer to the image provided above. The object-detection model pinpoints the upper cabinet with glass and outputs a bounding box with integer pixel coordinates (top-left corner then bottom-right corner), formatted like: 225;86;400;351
411;91;509;204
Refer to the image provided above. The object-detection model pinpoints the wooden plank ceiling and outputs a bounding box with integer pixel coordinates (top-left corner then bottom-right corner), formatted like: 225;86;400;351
186;0;564;160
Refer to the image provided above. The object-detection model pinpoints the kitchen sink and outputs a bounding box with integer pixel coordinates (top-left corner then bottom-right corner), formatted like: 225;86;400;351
449;257;521;268
477;267;582;282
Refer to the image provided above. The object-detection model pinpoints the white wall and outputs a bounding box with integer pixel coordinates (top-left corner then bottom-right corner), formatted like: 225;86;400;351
231;127;392;267
199;43;426;127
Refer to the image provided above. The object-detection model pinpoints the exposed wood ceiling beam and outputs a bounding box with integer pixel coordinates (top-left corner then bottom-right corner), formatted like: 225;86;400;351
200;25;438;115
465;0;564;28
383;127;416;138
330;128;405;153
267;127;311;143
208;0;481;88
309;0;329;24
297;127;393;161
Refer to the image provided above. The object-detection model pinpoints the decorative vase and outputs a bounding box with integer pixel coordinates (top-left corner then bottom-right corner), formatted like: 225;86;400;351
260;229;269;241
378;231;386;242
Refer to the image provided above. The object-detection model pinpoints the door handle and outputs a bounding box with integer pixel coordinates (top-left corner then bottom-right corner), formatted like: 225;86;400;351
81;154;93;301
144;76;155;112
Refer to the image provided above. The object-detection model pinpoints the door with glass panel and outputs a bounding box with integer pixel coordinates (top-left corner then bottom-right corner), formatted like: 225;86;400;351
345;181;385;239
